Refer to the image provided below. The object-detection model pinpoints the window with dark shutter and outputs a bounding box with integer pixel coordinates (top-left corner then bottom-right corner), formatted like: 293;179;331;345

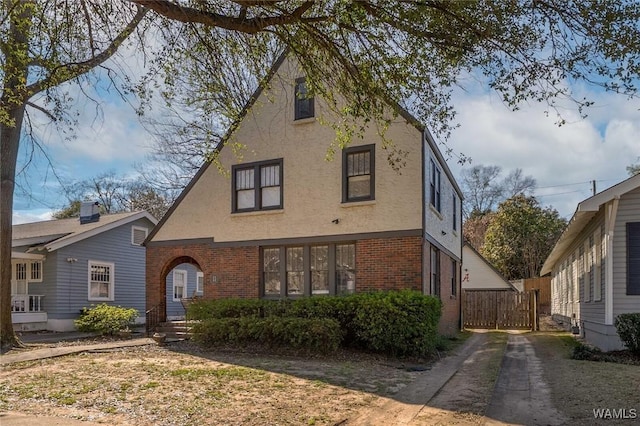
627;222;640;295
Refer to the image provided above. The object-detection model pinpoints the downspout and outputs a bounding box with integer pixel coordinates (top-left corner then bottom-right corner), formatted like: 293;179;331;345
421;130;427;295
605;196;620;325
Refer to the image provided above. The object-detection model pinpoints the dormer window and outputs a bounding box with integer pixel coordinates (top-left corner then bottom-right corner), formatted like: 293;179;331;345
294;77;314;120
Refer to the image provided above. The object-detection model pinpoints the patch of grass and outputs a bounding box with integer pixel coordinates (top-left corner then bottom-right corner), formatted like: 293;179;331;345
141;381;160;389
169;366;262;381
50;391;76;405
530;334;640;423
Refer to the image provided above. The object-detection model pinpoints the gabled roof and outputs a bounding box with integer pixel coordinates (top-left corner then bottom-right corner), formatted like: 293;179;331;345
463;242;517;290
540;173;640;275
12;211;157;252
146;51;462;244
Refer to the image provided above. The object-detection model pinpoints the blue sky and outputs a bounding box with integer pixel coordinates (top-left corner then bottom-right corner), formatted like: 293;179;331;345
12;68;640;225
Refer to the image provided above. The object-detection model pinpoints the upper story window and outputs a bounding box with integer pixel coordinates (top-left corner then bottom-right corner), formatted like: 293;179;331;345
430;159;441;212
232;159;283;212
294;77;314;120
453;195;457;231
132;226;148;245
343;144;375;203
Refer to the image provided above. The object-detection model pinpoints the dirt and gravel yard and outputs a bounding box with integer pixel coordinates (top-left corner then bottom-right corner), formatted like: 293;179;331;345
1;324;639;426
0;340;442;426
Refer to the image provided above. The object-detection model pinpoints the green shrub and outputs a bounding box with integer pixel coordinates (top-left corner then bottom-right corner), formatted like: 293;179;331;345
192;317;342;353
351;290;442;357
75;303;138;335
189;290;442;357
571;342;600;360
188;298;291;320
615;313;640;354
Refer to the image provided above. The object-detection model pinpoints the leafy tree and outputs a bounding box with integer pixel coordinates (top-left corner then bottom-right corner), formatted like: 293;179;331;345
463;211;495;252
54;172;172;220
482;195;566;280
52;200;83;220
627;158;640;176
3;0;640;350
1;1;148;349
461;165;536;220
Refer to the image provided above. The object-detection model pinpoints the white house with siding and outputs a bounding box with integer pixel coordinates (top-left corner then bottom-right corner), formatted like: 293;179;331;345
541;174;640;351
461;242;516;291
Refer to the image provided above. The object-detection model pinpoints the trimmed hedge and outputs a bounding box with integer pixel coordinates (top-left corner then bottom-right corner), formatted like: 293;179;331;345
189;290;442;357
75;303;138;335
615;313;640;354
192;317;342;353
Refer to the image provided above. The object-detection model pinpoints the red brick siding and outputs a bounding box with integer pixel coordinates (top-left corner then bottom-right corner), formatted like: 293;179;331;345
147;235;460;334
355;236;423;292
146;243;259;317
424;244;461;336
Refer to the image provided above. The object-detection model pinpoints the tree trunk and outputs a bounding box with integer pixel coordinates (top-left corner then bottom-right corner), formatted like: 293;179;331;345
0;106;25;350
0;0;31;351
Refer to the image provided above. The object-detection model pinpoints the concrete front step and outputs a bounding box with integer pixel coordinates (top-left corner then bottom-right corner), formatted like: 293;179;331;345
153;321;193;340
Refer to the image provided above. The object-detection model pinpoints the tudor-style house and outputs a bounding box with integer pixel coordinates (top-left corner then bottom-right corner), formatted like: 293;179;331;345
145;54;463;335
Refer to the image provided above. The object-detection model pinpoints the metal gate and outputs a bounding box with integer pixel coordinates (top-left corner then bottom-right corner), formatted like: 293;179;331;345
463;290;536;329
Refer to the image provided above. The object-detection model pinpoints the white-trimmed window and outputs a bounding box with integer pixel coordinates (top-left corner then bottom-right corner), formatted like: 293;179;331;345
594;228;602;301
132;226;148;245
173;269;187;301
584;240;591;302
196;271;204;294
88;261;115;301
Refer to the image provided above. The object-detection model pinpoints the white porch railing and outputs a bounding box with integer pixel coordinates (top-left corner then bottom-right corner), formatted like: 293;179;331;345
11;295;45;313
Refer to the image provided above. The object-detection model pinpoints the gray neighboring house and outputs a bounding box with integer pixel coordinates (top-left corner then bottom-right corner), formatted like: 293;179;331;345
541;173;640;351
11;209;157;332
165;263;204;320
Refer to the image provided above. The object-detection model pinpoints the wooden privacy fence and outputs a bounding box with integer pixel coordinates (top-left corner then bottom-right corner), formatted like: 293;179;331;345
463;290;537;330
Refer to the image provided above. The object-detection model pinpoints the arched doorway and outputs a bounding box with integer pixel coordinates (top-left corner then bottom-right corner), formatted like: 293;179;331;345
147;255;203;333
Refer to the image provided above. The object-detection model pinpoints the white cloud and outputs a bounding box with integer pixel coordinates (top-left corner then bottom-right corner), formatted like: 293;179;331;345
447;89;640;219
12;209;54;225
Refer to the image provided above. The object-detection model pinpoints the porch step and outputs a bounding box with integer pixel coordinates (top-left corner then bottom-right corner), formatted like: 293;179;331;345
154;320;193;340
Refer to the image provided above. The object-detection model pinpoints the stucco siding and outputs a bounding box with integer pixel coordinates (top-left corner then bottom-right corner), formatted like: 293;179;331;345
613;187;640;317
423;141;461;260
151;58;423;244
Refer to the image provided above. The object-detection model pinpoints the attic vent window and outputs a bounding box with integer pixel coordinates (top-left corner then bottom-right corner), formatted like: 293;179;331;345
80;201;100;224
132;226;148;246
294;77;314;120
